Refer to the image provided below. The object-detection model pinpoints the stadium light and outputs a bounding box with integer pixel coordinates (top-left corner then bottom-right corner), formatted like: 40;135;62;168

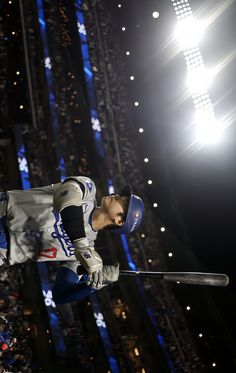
184;49;204;69
195;111;223;144
152;11;159;19
187;68;214;95
171;0;225;145
175;18;205;51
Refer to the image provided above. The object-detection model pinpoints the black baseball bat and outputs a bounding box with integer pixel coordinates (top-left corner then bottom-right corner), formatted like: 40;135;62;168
119;270;229;287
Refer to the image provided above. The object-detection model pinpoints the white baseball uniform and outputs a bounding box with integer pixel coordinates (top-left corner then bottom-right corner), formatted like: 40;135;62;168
3;176;98;265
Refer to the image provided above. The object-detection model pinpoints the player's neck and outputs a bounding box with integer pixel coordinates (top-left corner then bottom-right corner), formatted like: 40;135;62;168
91;206;110;231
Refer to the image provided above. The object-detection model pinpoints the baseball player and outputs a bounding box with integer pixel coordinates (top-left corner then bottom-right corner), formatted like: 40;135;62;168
0;176;144;303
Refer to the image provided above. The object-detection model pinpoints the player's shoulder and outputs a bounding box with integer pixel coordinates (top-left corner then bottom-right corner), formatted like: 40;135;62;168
64;176;96;199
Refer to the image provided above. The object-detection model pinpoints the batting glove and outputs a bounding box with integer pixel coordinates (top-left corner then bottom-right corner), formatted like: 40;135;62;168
87;263;119;290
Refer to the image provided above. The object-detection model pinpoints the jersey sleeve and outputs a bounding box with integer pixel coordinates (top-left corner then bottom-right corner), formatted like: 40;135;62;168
63;176;96;202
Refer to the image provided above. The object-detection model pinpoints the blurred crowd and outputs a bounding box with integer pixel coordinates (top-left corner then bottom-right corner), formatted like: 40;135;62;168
0;268;38;372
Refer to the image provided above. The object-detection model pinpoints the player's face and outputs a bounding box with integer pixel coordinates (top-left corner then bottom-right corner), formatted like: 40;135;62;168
102;194;129;226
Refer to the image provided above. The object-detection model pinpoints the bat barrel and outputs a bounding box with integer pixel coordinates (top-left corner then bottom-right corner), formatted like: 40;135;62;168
163;272;229;287
119;270;229;287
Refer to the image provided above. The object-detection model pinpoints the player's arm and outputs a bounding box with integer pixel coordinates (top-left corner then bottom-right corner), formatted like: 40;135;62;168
53;178;102;273
53;262;119;304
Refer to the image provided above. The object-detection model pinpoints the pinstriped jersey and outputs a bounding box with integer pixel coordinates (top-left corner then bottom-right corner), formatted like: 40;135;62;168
6;176;98;265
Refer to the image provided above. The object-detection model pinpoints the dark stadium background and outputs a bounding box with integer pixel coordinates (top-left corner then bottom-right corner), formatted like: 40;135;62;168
0;0;236;372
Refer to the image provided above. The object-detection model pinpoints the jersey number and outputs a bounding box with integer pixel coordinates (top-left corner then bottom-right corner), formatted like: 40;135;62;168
38;247;57;259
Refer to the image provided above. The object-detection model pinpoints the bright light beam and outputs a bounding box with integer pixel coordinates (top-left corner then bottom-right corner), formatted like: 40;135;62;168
187;68;214;95
175;18;205;51
195;111;223;144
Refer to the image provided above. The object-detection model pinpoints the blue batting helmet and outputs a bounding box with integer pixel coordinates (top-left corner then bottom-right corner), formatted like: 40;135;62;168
111;185;144;235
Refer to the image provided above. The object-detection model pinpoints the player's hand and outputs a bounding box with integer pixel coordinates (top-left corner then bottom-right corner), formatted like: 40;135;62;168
87;263;119;290
74;246;103;273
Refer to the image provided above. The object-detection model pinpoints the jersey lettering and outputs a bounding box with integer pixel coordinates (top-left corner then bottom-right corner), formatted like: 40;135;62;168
51;210;75;257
